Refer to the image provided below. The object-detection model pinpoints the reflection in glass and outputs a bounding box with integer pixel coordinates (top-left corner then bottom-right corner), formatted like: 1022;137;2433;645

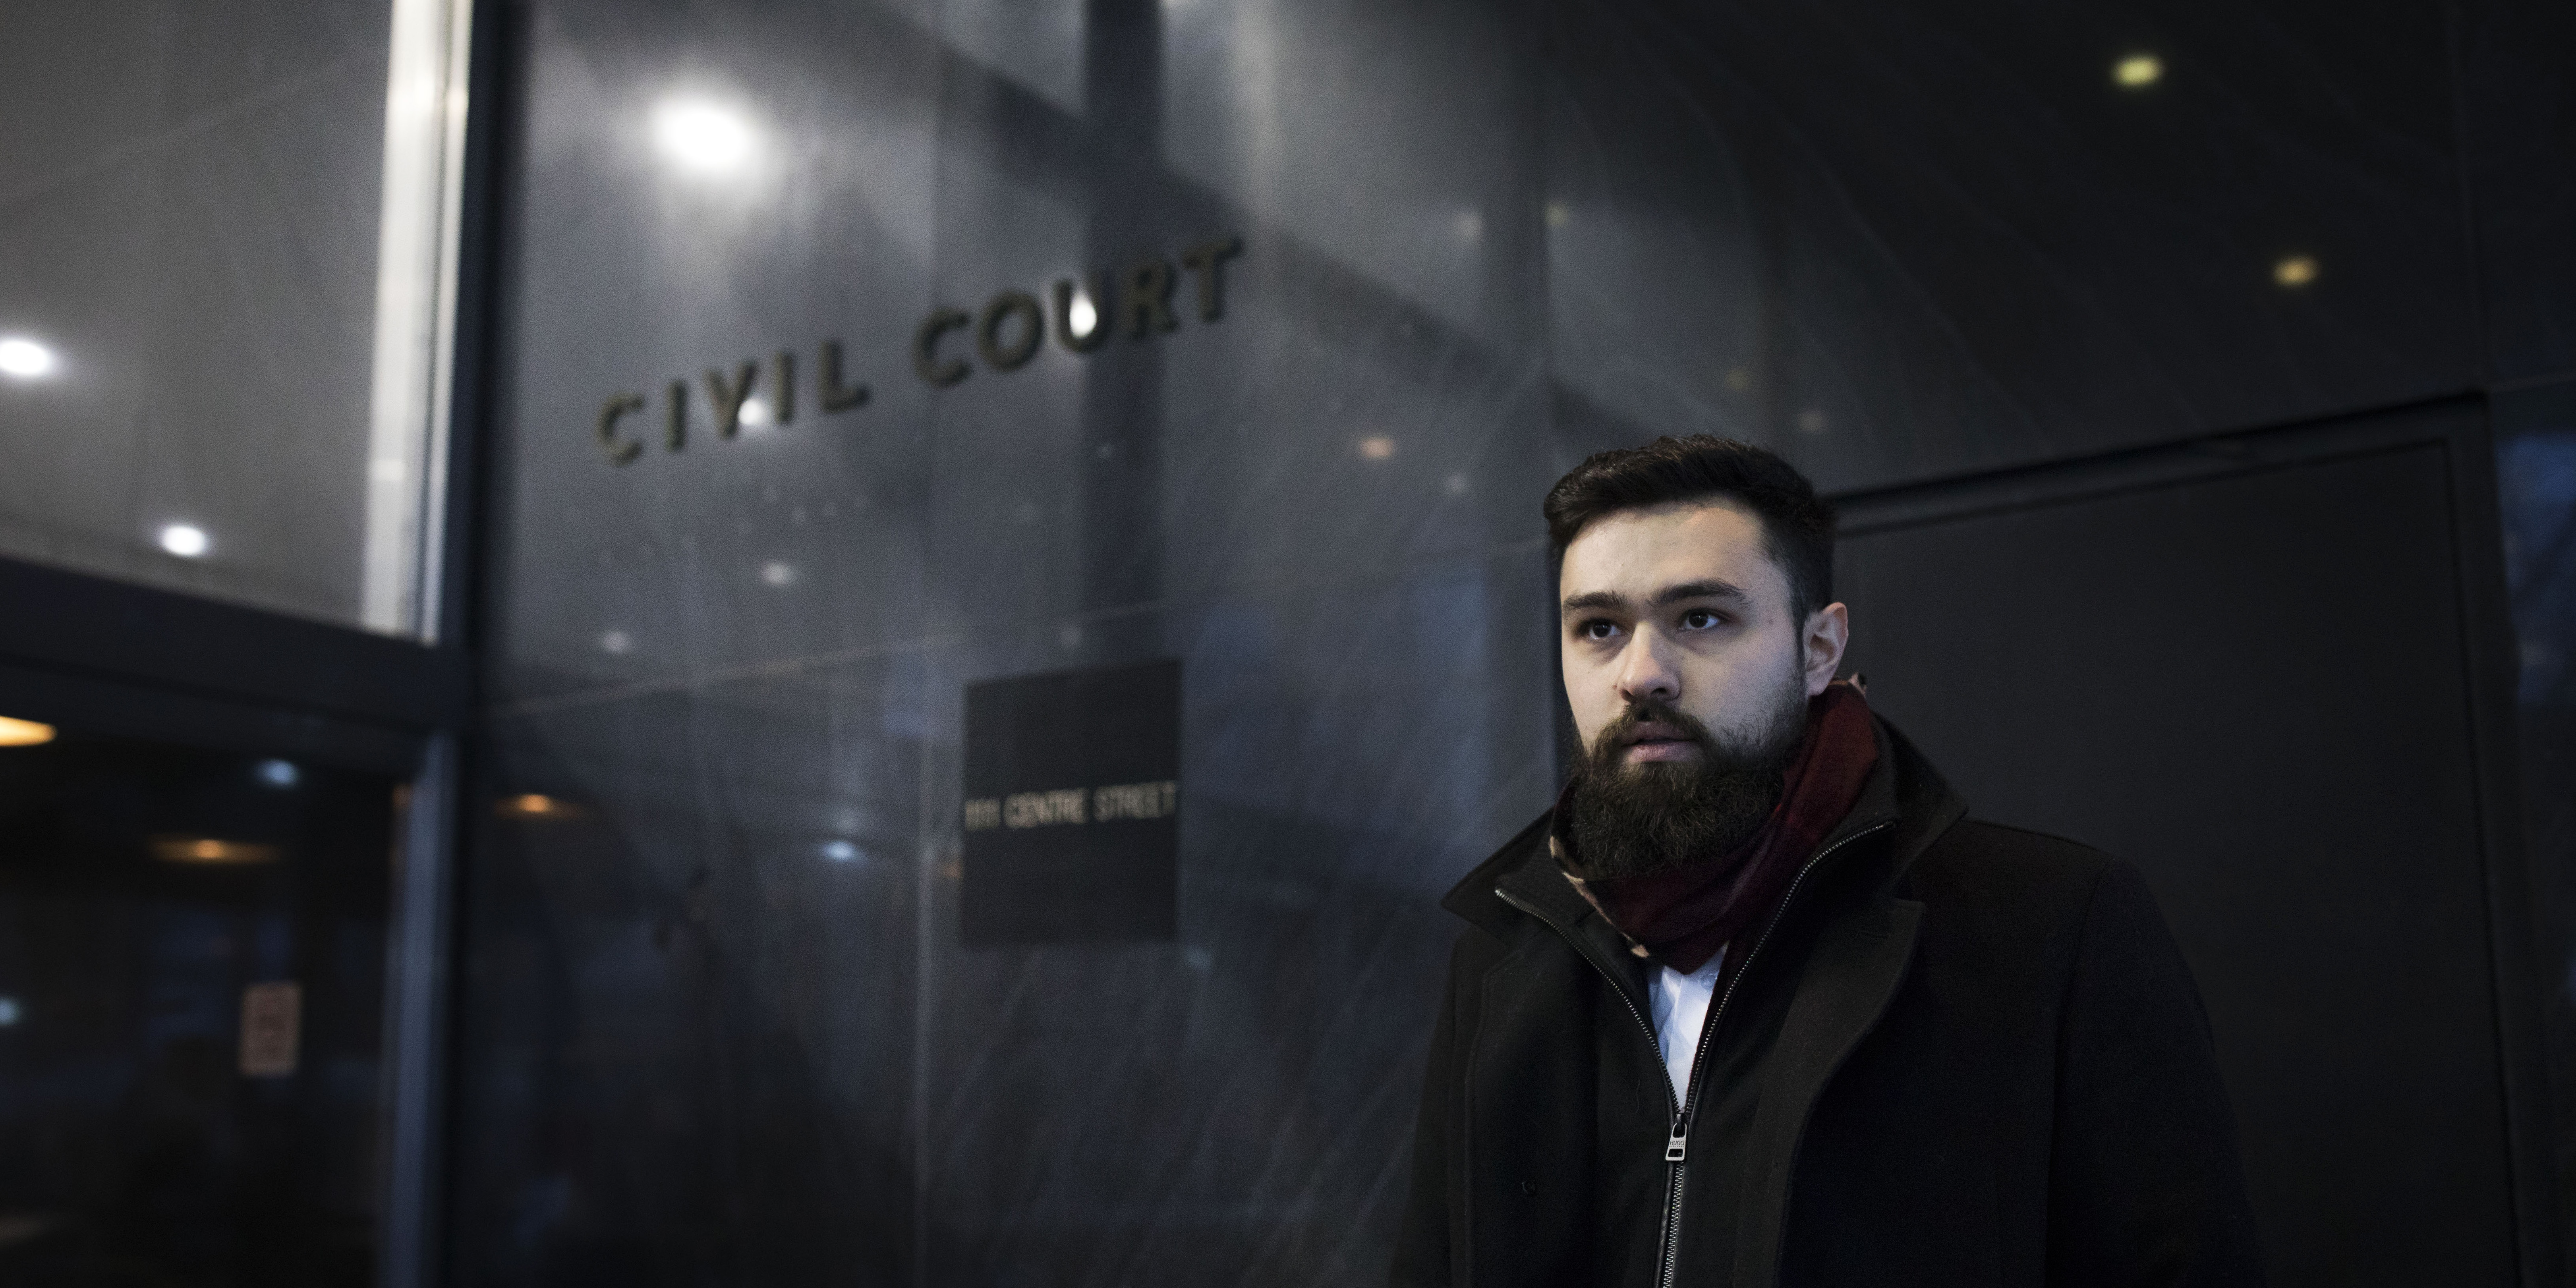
652;98;759;176
0;0;471;639
0;727;399;1284
0;338;56;380
157;524;211;559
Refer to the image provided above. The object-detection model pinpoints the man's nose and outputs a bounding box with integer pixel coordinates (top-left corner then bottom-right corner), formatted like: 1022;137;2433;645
1615;632;1681;705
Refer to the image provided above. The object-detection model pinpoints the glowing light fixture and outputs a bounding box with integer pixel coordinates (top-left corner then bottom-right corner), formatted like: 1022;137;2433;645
0;716;56;747
821;839;860;862
497;792;582;819
257;759;300;788
1067;291;1100;337
1357;436;1396;461
0;336;56;379
761;561;796;587
600;629;633;655
158;523;210;558
2273;255;2319;287
0;997;19;1026
653;98;757;175
152;836;282;865
738;397;772;427
2114;54;2162;88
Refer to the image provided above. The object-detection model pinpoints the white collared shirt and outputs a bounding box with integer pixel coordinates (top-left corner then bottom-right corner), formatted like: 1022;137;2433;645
1647;947;1727;1103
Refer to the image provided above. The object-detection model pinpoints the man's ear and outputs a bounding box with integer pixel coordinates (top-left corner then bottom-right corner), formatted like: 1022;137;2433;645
1801;602;1849;695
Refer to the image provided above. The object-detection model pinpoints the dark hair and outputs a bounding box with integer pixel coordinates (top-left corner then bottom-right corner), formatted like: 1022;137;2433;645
1543;435;1838;624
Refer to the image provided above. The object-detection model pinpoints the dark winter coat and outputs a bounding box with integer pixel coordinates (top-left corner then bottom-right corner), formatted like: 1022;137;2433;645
1390;717;2265;1288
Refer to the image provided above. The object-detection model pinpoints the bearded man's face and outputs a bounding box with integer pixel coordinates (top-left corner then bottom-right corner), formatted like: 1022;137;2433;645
1554;499;1849;877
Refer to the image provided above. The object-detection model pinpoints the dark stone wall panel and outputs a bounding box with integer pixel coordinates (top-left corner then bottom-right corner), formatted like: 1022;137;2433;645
1543;0;2481;489
1840;437;2516;1284
2461;0;2576;383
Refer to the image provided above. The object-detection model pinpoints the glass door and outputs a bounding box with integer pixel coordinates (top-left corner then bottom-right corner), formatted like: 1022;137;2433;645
0;716;406;1287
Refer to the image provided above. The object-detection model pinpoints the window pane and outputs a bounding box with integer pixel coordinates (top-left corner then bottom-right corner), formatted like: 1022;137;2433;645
0;0;468;638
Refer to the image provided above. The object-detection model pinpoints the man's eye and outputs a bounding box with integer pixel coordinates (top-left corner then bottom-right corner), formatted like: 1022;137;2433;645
1580;620;1620;641
1679;609;1724;631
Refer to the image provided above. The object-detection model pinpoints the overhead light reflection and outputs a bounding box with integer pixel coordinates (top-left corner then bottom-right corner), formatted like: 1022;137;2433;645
1357;436;1396;461
653;98;758;175
0;336;57;379
152;836;281;865
2274;255;2319;287
1067;292;1099;337
158;523;209;558
256;759;300;788
0;716;56;747
2114;54;2162;88
498;793;584;819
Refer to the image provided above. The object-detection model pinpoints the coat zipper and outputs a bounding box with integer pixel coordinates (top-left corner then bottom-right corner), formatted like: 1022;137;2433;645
1496;818;1892;1288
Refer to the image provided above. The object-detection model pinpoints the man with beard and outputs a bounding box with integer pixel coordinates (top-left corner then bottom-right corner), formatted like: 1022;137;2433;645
1391;436;2262;1288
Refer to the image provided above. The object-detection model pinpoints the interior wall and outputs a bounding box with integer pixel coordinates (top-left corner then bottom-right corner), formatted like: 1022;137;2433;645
0;0;396;627
450;0;2576;1283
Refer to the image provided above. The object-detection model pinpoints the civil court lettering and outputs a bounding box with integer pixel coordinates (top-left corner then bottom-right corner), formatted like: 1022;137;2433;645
593;234;1242;465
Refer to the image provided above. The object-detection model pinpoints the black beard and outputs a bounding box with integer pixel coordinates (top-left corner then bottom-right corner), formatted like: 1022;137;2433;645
1562;681;1811;881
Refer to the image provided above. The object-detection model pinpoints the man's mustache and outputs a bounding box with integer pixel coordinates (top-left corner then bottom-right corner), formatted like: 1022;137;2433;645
1591;699;1715;760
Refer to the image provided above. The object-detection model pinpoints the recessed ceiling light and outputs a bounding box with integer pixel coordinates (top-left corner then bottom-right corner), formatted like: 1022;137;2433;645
256;759;300;788
2114;54;2162;88
158;523;209;558
0;716;56;747
1357;436;1396;461
653;98;757;175
0;336;56;379
151;835;281;865
821;839;860;862
497;793;583;819
2273;255;2319;287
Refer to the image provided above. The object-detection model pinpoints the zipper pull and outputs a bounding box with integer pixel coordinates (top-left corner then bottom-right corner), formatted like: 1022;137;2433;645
1665;1115;1689;1163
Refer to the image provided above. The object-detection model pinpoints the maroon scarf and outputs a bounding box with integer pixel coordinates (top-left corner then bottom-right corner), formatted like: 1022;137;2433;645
1556;680;1879;973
